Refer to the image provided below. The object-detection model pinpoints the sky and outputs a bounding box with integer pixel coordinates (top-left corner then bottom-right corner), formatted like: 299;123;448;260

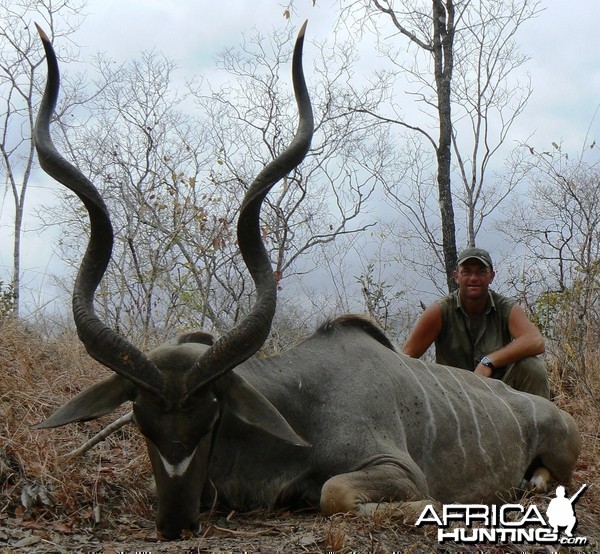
1;0;599;321
66;0;599;148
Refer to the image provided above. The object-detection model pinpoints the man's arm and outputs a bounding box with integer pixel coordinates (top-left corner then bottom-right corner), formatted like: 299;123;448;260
402;302;443;358
475;304;545;376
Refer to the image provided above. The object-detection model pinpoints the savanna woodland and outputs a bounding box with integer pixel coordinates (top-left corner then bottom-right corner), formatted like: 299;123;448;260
1;0;598;552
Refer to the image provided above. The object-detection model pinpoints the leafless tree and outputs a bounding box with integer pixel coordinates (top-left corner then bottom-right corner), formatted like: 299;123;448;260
45;49;218;344
192;28;382;283
0;0;85;315
452;1;537;246
500;141;599;394
338;0;540;292
46;26;385;345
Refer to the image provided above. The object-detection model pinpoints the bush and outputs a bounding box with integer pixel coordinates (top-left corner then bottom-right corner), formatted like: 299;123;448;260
0;280;16;320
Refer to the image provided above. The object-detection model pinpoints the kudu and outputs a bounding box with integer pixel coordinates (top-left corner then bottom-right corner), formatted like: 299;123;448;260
34;23;580;541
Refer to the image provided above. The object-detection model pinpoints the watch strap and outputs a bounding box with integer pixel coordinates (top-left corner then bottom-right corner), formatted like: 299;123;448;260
481;356;495;369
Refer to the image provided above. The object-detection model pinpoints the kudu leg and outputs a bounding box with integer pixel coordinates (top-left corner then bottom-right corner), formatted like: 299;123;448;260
320;454;429;517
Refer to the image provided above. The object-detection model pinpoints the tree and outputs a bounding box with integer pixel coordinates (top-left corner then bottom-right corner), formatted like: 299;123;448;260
339;0;539;292
357;261;405;332
192;27;380;287
451;1;537;247
46;27;385;345
46;49;218;344
0;0;85;316
500;141;599;394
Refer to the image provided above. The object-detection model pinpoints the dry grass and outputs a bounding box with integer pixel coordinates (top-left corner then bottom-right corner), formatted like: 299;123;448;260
0;321;153;536
1;317;598;553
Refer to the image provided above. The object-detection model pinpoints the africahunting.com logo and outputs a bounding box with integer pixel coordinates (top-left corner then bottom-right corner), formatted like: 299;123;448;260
415;484;588;546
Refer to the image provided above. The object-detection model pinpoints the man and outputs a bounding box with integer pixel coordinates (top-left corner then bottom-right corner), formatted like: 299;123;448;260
402;247;550;399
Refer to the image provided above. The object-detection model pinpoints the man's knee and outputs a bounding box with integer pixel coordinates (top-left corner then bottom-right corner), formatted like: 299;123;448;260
502;357;550;399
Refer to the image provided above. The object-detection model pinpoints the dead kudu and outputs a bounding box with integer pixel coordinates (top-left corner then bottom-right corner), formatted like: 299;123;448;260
34;24;580;541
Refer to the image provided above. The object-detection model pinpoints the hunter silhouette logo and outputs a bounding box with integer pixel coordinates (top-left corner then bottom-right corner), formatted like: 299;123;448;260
415;484;589;546
546;484;587;537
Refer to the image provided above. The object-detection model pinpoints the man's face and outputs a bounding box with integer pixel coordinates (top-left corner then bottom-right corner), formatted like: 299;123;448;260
454;259;495;302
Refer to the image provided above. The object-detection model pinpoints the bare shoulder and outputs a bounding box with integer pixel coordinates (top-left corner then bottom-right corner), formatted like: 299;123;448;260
508;302;535;326
508;302;544;340
419;301;443;325
402;303;442;357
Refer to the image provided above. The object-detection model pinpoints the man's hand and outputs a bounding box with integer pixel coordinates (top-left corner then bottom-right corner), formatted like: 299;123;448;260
475;362;492;377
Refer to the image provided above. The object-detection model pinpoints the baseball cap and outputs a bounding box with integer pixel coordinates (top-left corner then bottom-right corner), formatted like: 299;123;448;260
457;247;493;268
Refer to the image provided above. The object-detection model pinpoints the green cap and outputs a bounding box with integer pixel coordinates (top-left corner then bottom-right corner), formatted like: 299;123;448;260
457;247;493;268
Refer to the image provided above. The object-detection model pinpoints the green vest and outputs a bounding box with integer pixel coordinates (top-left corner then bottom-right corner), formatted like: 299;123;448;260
435;290;515;374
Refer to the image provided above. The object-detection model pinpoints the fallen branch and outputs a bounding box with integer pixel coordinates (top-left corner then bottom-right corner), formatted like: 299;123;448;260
64;411;134;459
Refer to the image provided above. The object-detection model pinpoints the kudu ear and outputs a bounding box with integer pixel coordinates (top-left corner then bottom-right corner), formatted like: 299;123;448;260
34;375;136;429
216;372;310;447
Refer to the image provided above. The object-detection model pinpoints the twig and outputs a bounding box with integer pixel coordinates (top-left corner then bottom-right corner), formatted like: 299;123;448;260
210;525;279;537
64;411;134;459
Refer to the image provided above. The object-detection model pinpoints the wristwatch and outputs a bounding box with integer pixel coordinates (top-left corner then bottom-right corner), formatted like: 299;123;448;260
481;356;495;370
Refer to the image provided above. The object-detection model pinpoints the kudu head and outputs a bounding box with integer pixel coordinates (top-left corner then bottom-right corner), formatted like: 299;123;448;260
33;22;313;540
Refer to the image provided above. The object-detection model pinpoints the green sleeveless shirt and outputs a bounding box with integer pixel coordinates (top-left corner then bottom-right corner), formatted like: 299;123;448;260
435;289;515;375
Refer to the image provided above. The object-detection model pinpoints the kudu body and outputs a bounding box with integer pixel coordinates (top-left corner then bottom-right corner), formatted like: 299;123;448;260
34;24;580;541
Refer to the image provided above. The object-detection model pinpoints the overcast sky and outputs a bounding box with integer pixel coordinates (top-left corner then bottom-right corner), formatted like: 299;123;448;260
69;0;600;147
1;0;599;320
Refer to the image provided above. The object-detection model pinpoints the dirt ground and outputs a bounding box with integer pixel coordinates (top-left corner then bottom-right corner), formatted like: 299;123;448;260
2;451;598;554
1;509;436;553
1;498;599;553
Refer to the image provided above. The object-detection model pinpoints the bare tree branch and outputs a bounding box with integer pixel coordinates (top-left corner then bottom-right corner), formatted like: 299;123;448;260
65;411;134;459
